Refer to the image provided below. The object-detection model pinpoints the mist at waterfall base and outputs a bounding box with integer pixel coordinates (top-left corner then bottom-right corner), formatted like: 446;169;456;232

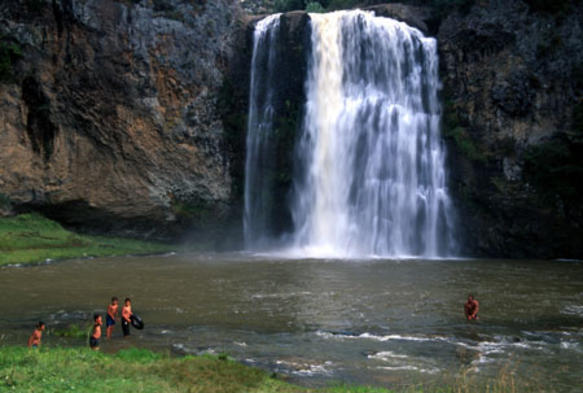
244;11;456;259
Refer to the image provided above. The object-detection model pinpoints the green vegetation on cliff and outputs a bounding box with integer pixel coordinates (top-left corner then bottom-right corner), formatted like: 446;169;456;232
0;37;22;82
441;101;487;163
0;213;172;266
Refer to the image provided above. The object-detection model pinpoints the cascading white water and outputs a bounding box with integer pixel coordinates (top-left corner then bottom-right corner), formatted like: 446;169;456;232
245;11;456;258
292;10;455;258
244;14;282;249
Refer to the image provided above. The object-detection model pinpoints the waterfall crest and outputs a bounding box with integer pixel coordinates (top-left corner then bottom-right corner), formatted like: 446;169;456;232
245;11;456;258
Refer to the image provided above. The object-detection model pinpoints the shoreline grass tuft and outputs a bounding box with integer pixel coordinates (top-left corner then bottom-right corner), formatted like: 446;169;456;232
0;213;173;266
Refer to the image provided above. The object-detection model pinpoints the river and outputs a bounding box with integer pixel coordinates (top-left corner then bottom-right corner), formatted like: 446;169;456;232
0;254;582;391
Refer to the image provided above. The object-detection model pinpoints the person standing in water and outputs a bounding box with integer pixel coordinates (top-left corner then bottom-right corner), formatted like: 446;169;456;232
106;296;119;339
464;294;479;320
27;321;45;348
121;298;133;337
90;314;102;350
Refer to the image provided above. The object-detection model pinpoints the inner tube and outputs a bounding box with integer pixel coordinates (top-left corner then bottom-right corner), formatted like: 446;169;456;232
130;314;144;330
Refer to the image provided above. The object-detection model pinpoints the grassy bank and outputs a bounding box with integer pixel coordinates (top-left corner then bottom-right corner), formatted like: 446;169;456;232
0;347;535;393
0;213;173;266
0;347;299;393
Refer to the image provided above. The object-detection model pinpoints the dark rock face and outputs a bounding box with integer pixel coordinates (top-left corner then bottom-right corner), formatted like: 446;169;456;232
490;71;535;116
364;3;434;34
0;0;243;240
438;0;583;258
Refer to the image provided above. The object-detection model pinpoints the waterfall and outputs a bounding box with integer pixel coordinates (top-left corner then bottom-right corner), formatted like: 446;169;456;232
245;11;456;258
244;14;282;249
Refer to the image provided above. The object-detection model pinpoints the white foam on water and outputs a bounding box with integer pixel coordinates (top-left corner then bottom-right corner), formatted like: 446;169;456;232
275;359;334;376
315;330;448;343
560;341;580;351
359;332;444;342
376;365;440;374
251;291;312;300
368;351;409;360
561;305;583;317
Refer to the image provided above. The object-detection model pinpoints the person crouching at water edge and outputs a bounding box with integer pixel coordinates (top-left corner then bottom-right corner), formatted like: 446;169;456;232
27;321;45;348
106;296;119;339
122;298;133;337
90;314;103;350
464;294;479;320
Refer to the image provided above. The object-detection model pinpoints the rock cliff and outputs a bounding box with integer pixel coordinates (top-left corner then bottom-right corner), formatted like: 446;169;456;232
1;0;581;257
438;0;583;258
0;0;243;241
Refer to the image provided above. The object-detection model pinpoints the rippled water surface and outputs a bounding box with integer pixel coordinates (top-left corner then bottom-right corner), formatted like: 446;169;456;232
1;254;582;391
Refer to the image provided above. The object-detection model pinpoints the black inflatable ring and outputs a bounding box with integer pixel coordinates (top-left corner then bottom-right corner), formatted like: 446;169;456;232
130;314;144;330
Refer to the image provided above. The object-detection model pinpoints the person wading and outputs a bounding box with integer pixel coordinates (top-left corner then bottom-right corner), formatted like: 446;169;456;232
464;294;479;320
121;298;133;337
27;321;45;348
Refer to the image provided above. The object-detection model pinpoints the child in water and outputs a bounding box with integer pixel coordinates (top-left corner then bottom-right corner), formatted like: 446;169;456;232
106;296;119;339
27;321;45;348
121;298;133;337
90;314;102;350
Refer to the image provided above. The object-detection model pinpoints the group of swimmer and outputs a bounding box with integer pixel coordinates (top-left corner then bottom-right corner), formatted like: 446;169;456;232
27;297;134;351
28;294;479;350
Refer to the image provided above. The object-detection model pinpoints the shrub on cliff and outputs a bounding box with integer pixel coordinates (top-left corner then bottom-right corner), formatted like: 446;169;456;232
306;1;326;12
274;0;307;12
0;38;22;82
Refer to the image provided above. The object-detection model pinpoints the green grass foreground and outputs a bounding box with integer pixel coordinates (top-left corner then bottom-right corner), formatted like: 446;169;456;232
0;346;532;393
0;347;300;393
0;213;173;266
